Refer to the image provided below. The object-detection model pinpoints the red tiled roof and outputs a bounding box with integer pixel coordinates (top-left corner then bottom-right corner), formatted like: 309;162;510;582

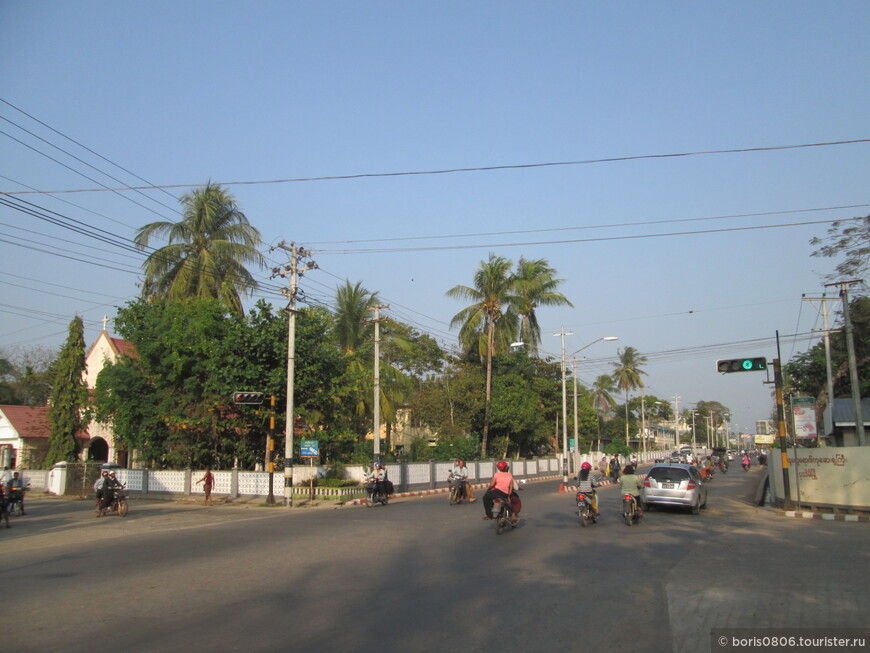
111;337;138;359
0;405;89;440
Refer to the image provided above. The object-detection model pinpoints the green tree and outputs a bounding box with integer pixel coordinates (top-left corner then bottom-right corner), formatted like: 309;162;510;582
810;214;870;283
513;257;573;356
591;374;617;450
447;254;519;457
611;346;648;447
45;316;88;465
134;183;265;315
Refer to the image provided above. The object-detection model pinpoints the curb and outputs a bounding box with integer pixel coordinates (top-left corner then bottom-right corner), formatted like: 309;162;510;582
776;510;870;523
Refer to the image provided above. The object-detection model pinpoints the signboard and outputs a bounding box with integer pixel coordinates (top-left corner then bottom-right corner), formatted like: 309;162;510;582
792;398;818;439
300;440;319;457
755;434;776;445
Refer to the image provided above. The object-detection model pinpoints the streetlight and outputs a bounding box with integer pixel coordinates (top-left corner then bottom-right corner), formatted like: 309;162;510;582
556;331;618;485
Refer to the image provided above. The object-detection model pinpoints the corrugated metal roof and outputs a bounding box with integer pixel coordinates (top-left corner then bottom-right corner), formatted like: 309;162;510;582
830;398;870;425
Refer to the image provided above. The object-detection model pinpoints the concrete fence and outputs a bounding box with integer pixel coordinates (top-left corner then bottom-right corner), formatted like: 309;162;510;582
29;449;668;501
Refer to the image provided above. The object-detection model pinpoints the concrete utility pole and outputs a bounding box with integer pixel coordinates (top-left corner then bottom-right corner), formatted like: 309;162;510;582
672;395;681;449
826;281;865;445
555;326;573;486
273;242;317;506
802;294;837;415
369;305;389;462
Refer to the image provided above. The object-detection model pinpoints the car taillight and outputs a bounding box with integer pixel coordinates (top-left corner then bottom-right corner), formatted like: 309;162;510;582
643;479;650;487
687;480;696;490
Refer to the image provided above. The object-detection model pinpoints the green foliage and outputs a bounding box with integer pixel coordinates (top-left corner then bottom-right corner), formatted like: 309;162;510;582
0;347;56;406
604;440;632;456
46;316;88;465
810;214;870;282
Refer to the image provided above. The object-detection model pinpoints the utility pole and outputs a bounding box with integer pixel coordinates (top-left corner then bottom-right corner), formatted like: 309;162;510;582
672;395;681;449
802;294;837;415
555;326;573;486
825;280;865;445
273;242;317;506
369;305;389;462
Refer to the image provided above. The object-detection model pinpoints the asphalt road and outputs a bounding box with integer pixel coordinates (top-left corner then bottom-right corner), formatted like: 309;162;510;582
2;466;867;653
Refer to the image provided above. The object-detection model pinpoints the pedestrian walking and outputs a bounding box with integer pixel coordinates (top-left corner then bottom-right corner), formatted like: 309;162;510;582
196;467;215;506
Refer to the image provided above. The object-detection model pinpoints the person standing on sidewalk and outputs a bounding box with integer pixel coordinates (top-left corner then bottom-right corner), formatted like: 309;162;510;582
196;468;215;506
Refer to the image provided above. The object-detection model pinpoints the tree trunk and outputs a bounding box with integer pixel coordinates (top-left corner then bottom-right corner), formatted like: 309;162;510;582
481;317;495;458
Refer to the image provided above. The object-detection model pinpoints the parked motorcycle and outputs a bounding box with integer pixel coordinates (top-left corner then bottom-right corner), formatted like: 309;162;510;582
575;490;598;527
448;473;468;505
97;487;129;517
622;494;642;526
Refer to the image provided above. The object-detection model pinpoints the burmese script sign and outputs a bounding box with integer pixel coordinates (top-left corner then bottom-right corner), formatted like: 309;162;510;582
769;446;870;510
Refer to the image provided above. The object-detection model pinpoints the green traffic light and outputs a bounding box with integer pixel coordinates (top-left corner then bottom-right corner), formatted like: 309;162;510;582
742;359;754;370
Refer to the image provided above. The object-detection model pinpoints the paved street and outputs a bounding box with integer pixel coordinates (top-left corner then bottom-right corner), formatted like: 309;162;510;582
2;467;867;653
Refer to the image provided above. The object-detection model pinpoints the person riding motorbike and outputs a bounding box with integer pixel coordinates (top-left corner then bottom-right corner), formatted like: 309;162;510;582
99;471;124;513
701;456;714;479
94;470;109;512
367;463;388;499
742;453;751;471
7;471;28;515
618;464;643;517
483;461;519;525
575;461;599;515
451;459;475;502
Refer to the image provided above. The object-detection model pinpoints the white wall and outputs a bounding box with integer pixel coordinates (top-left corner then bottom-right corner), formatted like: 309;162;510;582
768;446;870;510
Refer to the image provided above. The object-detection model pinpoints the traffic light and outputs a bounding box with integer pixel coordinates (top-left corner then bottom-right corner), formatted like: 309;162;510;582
232;391;265;404
716;358;767;373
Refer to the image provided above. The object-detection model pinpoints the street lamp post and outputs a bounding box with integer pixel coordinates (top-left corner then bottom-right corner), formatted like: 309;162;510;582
556;332;618;486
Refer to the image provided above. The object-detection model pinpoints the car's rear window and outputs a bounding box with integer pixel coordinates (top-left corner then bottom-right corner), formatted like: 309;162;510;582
649;467;690;482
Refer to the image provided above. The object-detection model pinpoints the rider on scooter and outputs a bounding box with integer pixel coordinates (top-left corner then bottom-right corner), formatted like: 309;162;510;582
618;464;643;516
576;462;599;515
483;461;516;523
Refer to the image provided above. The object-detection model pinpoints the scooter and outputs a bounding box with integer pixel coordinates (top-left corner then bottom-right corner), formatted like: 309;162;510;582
493;496;518;535
575;490;598;527
97;487;129;517
365;481;389;507
622;494;642;526
448;473;468;505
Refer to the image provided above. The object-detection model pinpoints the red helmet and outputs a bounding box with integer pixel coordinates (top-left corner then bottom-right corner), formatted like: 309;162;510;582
581;462;592;470
497;461;509;472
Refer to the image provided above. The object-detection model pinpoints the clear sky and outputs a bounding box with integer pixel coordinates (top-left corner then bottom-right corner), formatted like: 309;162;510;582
1;1;868;436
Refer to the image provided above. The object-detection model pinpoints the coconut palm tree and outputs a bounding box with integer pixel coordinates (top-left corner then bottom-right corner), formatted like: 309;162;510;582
134;183;264;314
591;374;617;451
611;346;648;447
334;281;379;355
513;257;573;356
447;253;519;457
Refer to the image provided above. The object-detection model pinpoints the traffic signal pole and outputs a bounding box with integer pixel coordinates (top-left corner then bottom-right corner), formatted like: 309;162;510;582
773;358;793;510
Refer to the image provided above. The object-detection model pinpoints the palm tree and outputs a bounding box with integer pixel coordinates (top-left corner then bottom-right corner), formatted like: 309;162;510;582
447;254;519;457
134;183;264;314
591;374;617;451
333;281;408;443
513;257;573;356
611;346;648;447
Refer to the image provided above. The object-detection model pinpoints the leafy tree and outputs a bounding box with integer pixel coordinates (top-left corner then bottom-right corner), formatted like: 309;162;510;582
810;214;870;283
0;347;56;406
410;361;486;441
513;257;573;356
591;374;617;450
45;316;88;465
134;183;265;314
611;346;648;447
447;253;519;456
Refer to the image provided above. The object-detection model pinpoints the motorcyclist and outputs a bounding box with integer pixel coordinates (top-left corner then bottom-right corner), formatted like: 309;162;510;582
450;459;475;503
483;461;515;523
99;471;123;514
618;464;643;517
94;470;109;512
575;461;599;515
701;456;714;479
367;463;388;499
7;471;28;515
742;452;751;471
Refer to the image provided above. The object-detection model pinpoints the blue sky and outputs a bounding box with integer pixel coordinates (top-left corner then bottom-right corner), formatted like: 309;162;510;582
1;2;868;435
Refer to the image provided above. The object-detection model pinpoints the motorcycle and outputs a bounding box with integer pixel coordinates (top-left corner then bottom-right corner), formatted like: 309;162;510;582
493;495;518;535
97;487;129;517
575;489;598;527
365;481;389;507
622;494;642;526
742;459;751;472
448;473;468;505
7;490;25;517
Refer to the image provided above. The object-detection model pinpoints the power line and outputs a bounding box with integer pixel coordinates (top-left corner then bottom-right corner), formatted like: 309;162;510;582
312;216;863;255
4;138;868;195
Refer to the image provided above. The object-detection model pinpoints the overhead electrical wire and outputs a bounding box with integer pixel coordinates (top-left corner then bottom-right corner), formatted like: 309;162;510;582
3;138;868;196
